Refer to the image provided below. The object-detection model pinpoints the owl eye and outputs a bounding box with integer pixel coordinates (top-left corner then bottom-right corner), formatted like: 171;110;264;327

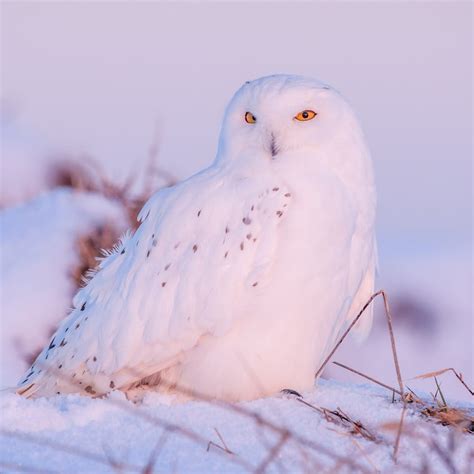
295;110;317;121
245;112;257;124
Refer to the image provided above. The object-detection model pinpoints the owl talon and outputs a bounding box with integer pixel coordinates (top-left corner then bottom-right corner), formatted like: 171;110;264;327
280;388;302;398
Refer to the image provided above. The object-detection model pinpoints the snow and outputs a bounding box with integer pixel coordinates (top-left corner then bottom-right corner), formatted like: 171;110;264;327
1;380;472;473
0;189;128;387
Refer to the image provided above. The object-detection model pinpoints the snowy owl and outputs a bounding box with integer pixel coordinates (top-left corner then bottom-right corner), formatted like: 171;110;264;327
17;75;376;401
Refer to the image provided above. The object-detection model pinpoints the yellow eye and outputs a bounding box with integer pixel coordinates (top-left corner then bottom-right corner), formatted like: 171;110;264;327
245;112;257;124
295;110;317;121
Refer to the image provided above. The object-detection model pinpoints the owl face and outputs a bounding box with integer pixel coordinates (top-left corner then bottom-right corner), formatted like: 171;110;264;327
217;75;351;162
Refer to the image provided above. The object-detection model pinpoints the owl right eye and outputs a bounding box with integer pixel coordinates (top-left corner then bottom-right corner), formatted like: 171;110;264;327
245;112;257;124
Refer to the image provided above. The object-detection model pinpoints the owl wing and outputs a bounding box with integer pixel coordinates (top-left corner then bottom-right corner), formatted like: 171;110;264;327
17;167;293;397
345;197;377;342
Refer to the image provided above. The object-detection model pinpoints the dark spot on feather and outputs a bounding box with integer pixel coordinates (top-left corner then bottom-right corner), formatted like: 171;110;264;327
251;205;254;211
197;210;201;217
242;217;251;225
273;187;279;192
72;373;76;378
85;317;88;321
80;302;86;311
85;385;96;395
224;251;229;258
110;381;115;389
57;392;60;395
65;327;69;332
246;233;252;240
120;249;125;255
174;242;180;249
60;339;67;347
193;244;198;253
93;356;97;362
276;210;283;218
164;263;171;271
253;238;257;242
58;365;62;369
240;242;244;251
48;338;56;350
252;282;258;287
152;233;155;238
75;323;80;329
284;193;291;198
146;250;151;258
162;282;167;287
225;226;229;234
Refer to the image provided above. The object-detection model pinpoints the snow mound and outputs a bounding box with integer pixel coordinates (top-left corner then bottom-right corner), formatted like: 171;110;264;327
1;380;472;473
0;188;128;387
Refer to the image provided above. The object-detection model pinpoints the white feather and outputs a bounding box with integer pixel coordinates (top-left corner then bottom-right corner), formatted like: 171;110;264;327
17;75;376;401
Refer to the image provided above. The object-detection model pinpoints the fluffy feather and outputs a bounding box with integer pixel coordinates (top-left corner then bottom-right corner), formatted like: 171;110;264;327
17;75;376;401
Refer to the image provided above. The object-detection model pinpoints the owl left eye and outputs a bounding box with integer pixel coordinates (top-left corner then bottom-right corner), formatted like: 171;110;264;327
294;110;317;121
245;112;257;124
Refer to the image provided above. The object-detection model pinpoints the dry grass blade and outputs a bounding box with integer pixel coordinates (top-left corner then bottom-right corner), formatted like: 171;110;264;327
392;404;406;462
415;368;458;380
429;435;458;474
420;405;474;433
434;377;447;407
1;429;142;472
413;368;474;396
253;431;290;474
336;407;380;443
347;437;380;473
294;397;381;445
314;290;406;461
0;461;61;474
332;361;402;396
207;428;234;456
141;427;173;474
215;428;234;455
315;290;404;397
314;291;382;380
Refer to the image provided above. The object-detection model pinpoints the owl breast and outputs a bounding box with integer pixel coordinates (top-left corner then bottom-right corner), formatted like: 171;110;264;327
164;159;363;402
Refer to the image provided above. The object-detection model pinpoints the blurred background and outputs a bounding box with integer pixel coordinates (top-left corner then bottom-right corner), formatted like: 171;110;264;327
1;2;472;401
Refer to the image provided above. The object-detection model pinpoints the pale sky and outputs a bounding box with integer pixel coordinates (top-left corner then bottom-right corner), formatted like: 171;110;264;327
1;1;472;254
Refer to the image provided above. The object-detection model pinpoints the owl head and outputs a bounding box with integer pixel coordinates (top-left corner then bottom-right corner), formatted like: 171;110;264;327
216;74;362;163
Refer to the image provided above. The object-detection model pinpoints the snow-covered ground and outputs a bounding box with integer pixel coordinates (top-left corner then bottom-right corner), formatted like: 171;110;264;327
0;189;128;386
1;379;472;473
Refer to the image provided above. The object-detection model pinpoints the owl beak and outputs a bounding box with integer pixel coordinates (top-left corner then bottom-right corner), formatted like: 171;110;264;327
269;133;278;157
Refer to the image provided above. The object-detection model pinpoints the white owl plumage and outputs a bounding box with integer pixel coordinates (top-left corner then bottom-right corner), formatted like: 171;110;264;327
17;75;377;401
